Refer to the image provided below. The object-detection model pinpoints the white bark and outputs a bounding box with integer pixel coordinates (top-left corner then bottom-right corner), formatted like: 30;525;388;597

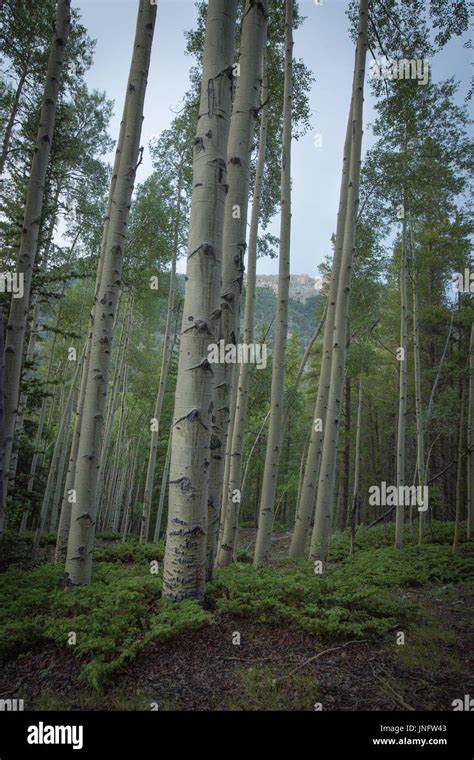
453;381;466;553
3;0;71;496
162;0;238;601
253;0;293;567
153;431;171;543
289;105;354;559
64;0;156;586
395;210;408;549
468;323;473;539
209;0;268;573
140;176;182;543
410;216;426;545
33;350;84;553
309;0;368;562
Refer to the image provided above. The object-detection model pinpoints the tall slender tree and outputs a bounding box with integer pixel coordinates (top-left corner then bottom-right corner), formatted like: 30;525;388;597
253;0;293;567
468;323;474;539
64;0;157;586
216;57;269;567
289;105;354;558
309;0;368;562
3;0;71;500
162;0;238;601
207;0;268;574
395;201;408;549
140;172;182;543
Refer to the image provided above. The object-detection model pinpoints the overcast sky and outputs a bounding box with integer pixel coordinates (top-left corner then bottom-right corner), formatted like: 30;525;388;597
75;0;471;277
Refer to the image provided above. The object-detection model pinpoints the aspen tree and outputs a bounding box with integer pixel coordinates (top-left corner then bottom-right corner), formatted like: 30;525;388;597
162;0;238;601
33;350;84;553
253;0;293;567
55;44;133;563
468;323;473;539
349;374;363;555
395;207;408;549
216;59;269;568
153;431;171;543
309;0;368;562
0;311;5;538
410;215;426;544
10;207;64;488
64;0;156;586
289;105;354;558
453;381;466;553
95;297;131;516
140;174;182;544
207;0;268;574
3;0;71;494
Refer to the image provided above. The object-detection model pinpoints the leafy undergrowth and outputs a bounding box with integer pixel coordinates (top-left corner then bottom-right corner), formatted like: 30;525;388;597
0;521;472;693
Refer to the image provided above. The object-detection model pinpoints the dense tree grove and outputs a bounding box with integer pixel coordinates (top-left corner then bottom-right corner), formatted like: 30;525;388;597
0;0;472;723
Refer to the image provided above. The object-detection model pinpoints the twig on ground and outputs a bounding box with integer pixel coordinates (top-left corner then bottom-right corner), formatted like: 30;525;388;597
273;639;368;685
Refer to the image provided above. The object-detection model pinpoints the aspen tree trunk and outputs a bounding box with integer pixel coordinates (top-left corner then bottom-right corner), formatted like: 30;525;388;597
395;212;408;549
309;0;368;562
349;374;363;554
55;43;131;561
0;311;5;538
108;366;128;531
112;447;128;534
207;0;268;575
253;0;293;567
216;55;269;568
0;68;27;177
453;381;465;553
10;208;64;488
468;323;473;539
64;0;156;586
26;313;62;496
216;367;238;558
162;0;238;602
153;432;171;542
411;222;426;545
96;298;131;515
50;418;70;533
140;177;181;544
3;0;71;495
337;375;351;530
289;106;354;558
296;429;311;514
122;457;140;542
33;351;83;552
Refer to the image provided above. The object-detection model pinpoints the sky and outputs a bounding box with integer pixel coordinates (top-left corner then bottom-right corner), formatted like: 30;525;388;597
75;0;471;277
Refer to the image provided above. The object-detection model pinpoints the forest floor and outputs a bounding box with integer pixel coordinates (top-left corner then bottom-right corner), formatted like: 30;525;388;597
0;523;472;711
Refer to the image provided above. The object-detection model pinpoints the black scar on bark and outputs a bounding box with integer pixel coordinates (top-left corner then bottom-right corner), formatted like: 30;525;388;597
174;409;209;429
210;434;222;450
170;476;193;491
194;136;205;152
181;317;213;336
187;358;213;374
188;242;216;261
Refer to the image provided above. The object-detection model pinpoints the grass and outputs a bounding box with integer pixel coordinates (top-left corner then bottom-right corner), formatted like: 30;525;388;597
0;520;472;693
